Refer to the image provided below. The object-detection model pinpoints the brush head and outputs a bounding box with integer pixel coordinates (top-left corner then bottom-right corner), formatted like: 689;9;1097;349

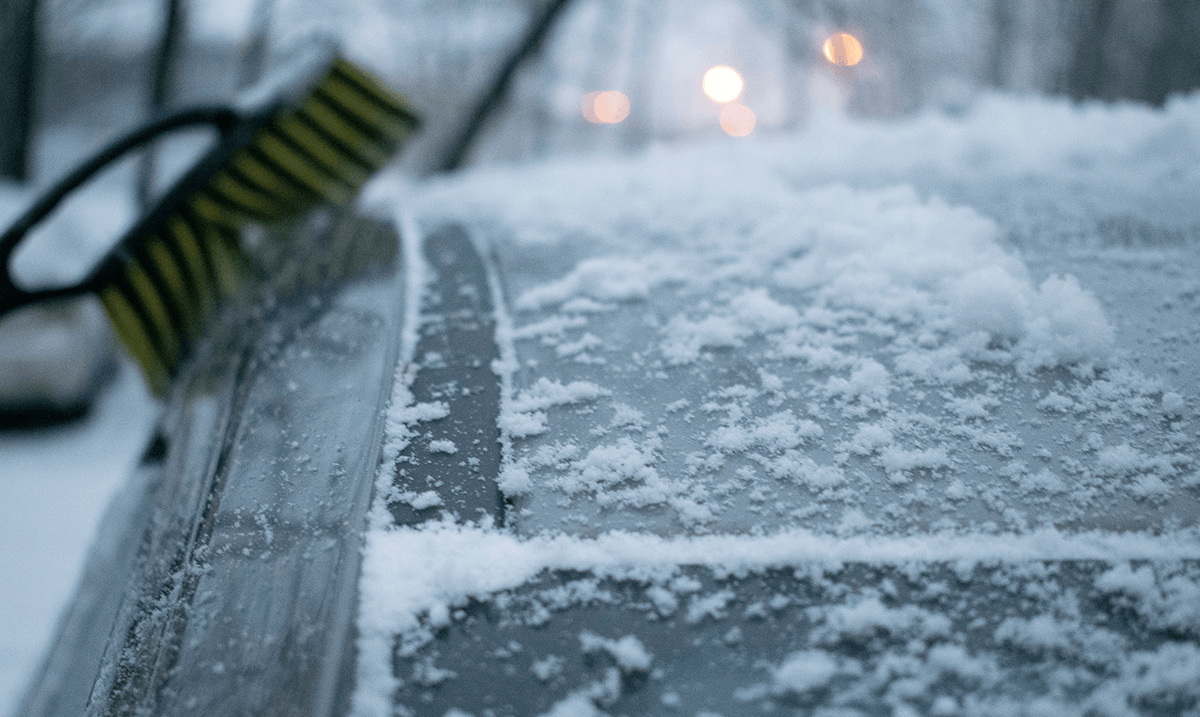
200;54;421;227
92;55;420;395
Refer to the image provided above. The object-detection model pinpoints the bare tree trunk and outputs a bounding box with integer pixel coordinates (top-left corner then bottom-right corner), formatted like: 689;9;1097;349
0;0;39;182
1146;0;1200;105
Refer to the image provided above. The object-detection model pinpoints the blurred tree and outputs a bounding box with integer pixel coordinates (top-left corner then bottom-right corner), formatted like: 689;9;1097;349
0;0;39;181
1068;0;1200;104
1145;0;1200;104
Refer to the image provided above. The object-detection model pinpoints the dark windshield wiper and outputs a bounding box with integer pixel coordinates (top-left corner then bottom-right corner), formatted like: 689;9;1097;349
439;0;574;173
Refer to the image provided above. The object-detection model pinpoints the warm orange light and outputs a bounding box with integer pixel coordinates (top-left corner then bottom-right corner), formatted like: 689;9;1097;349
584;91;629;123
719;103;755;136
823;32;863;66
593;91;630;123
703;66;743;103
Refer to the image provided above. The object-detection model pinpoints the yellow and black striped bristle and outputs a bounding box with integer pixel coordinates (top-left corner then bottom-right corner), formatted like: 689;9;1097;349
99;58;419;396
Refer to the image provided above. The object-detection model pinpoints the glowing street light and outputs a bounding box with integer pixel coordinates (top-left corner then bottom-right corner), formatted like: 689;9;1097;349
703;66;743;103
582;90;630;123
594;91;629;123
823;32;863;66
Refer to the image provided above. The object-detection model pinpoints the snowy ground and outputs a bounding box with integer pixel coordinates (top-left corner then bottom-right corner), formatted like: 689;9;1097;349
0;116;162;715
0;363;156;717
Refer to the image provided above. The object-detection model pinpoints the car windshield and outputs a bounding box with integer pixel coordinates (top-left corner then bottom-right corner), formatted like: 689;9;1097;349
313;0;1200;538
341;5;1200;713
402;125;1200;539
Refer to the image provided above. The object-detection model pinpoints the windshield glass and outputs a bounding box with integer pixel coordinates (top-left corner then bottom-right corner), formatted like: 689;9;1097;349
353;87;1200;712
400;92;1200;539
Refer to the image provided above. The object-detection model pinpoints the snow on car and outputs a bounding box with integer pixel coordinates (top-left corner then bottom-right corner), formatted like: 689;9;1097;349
340;92;1200;716
15;89;1200;717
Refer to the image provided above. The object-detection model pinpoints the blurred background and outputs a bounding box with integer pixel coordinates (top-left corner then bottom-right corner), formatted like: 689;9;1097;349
6;0;1200;186
1;0;1199;714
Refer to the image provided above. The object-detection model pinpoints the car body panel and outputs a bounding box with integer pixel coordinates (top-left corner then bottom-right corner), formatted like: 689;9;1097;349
20;213;403;717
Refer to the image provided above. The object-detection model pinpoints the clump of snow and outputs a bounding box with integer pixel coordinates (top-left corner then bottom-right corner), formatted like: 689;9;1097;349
1095;444;1150;478
416;98;1142;383
661;288;802;364
824;359;891;409
531;655;566;682
410;656;456;686
536;690;603;717
498;411;551;441
501;378;611;440
1095;563;1200;638
578;631;652;672
509;379;610;414
877;446;952;484
706;410;822;454
428;439;457;454
1163;391;1186;416
946;270;1117;370
396;490;443;510
771;650;839;695
516;255;685;311
685;589;734;624
811;597;951;643
1020;274;1115;370
646;585;679;616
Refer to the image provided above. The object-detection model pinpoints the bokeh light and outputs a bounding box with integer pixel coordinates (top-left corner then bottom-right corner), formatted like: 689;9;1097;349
583;90;629;123
703;66;743;103
580;91;601;123
823;32;864;66
594;91;630;123
719;103;756;136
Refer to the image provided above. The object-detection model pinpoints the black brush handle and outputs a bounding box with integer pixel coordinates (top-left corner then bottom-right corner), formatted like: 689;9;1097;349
0;107;239;316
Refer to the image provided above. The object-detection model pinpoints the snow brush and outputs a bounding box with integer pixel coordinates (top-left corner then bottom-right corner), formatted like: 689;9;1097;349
0;52;419;396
